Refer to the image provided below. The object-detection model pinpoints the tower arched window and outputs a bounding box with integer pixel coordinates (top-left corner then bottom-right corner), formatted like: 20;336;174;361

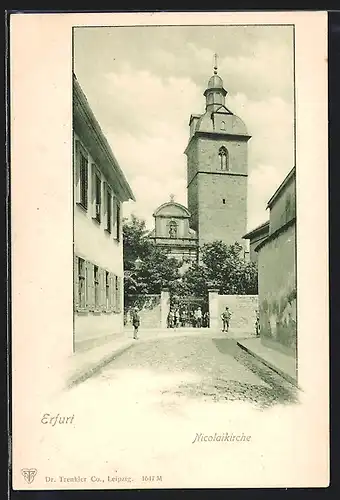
219;146;229;171
220;121;226;131
169;221;178;239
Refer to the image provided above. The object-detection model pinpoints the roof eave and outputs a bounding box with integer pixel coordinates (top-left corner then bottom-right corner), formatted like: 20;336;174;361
73;75;136;202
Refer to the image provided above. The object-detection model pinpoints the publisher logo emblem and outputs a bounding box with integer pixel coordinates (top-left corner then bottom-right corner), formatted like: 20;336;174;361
21;468;37;484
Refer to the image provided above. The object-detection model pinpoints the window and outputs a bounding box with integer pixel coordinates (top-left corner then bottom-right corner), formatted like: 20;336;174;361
169;221;177;239
219;146;229;171
94;265;100;309
220;121;226;131
222;198;226;204
115;200;121;240
105;270;110;310
78;258;86;309
105;186;112;233
79;150;88;209
92;167;101;222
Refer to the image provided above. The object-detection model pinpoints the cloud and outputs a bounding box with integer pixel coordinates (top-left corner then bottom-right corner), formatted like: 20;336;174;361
74;25;295;233
247;163;287;229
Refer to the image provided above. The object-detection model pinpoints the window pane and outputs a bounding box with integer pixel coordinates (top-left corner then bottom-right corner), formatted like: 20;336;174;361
80;153;88;208
95;174;101;221
116;201;120;239
107;190;112;231
94;265;99;307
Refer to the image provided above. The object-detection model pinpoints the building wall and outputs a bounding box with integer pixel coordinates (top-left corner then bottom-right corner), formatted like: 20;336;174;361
187;173;199;232
155;216;190;238
269;176;296;234
195;136;248;175
257;223;297;356
186;134;248;247
217;294;259;333
198;173;247;248
249;232;268;262
73;132;124;348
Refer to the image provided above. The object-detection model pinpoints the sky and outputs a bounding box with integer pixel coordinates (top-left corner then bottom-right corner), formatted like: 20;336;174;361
73;25;294;231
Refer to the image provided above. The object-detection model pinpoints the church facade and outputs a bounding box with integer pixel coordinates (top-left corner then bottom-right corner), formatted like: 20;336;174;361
150;59;250;260
148;195;198;266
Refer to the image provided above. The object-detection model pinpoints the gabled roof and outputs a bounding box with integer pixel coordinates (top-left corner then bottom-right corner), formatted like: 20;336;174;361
215;105;233;115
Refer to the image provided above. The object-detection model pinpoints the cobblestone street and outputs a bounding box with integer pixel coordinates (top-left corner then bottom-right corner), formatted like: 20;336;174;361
29;331;304;489
97;332;299;410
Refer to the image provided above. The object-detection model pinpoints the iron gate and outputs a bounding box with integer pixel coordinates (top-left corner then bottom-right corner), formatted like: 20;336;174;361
167;293;209;328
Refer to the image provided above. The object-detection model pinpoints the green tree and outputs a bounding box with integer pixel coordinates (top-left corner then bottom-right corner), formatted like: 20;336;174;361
123;215;182;296
180;240;258;296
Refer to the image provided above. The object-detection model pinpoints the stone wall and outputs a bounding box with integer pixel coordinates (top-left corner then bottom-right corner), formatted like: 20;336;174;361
124;294;161;328
209;291;258;333
257;222;297;357
186;134;248;249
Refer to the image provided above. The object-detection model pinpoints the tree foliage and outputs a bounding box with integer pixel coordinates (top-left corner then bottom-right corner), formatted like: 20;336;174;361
123;215;181;296
199;241;258;295
123;215;258;300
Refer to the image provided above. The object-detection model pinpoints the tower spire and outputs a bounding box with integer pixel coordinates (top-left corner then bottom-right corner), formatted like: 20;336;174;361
213;53;218;75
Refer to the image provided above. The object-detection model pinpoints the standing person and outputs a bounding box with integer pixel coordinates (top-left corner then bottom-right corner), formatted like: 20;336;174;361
205;311;210;328
195;307;203;328
131;307;140;340
221;306;231;333
168;309;174;328
255;310;260;336
174;308;180;330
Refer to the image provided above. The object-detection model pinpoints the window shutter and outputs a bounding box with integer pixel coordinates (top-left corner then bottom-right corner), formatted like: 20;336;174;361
74;254;79;312
74;141;81;203
85;261;92;311
112;197;117;237
87;262;94;312
103;182;108;231
103;182;108;215
116;201;121;241
112;274;117;313
91;164;96;218
117;277;122;313
108;272;113;312
108;189;113;234
99;268;105;311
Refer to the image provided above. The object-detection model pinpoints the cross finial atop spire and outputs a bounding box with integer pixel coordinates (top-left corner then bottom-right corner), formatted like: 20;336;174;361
213;53;218;75
170;193;175;202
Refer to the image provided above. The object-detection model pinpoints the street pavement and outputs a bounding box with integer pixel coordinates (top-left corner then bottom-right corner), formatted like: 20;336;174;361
101;331;299;410
24;329;304;490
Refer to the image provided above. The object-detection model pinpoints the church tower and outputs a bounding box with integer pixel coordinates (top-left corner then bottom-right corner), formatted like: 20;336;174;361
185;56;251;252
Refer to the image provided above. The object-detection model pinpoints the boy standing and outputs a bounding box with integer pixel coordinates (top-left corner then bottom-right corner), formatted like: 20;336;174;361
221;306;231;333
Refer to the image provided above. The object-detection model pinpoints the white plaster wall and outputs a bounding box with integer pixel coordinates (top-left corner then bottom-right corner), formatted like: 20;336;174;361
73;133;124;345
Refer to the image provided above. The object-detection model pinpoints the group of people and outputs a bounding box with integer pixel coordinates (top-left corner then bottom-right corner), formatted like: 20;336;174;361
167;306;210;329
130;304;260;340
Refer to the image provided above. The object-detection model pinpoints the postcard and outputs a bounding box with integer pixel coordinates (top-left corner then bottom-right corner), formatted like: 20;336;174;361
10;10;329;490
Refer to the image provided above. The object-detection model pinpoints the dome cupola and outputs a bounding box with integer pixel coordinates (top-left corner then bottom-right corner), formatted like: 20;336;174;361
203;54;227;112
